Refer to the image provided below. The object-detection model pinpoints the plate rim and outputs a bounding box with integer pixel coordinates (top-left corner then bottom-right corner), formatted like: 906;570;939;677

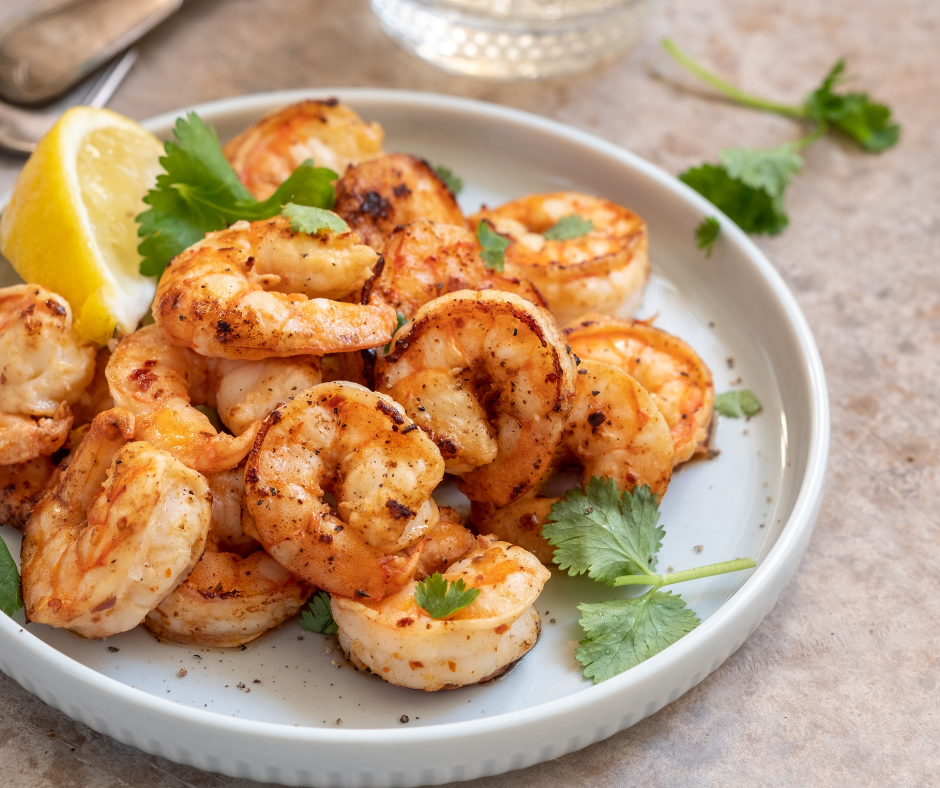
0;87;829;749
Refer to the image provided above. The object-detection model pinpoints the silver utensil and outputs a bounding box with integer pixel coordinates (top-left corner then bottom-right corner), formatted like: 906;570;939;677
0;0;180;105
0;47;137;154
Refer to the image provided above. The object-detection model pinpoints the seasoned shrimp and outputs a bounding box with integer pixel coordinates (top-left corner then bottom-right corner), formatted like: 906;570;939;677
206;465;261;557
0;456;55;530
565;315;714;464
408;506;476;580
21;409;211;639
471;192;649;325
334;155;466;253
368;220;547;320
333;535;550;691
145;550;312;647
374;290;577;507
0;285;96;464
70;347;114;428
154;214;396;360
472;359;674;564
244;382;445;600
224;99;385;200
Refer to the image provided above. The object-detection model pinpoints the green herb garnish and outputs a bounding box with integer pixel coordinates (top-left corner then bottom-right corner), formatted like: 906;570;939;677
282;203;349;235
433;164;464;195
543;215;594;241
137;112;337;277
542;478;755;683
384;311;408;354
0;539;23;617
299;591;338;635
476;220;511;272
414;572;480;619
714;389;763;418
695;216;721;257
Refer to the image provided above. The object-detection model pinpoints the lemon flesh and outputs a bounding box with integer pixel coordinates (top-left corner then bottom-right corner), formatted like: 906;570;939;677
0;107;164;344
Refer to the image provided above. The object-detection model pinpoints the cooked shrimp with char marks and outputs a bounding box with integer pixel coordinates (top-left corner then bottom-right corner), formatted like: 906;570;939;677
244;381;445;600
472;359;674;565
0;456;55;530
224;99;385;201
21;409;211;639
107;325;322;474
333;534;550;691
0;285;96;464
471;192;649;326
565;314;714;464
334;154;466;253
375;289;576;508
369;220;547;320
154;215;395;360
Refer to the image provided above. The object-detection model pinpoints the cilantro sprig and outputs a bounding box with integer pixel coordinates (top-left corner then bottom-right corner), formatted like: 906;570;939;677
433;164;464;195
0;538;23;617
137;113;337;277
662;39;900;250
542;478;755;683
300;591;338;635
414;572;480;619
543;215;594;241
695;216;720;256
477;220;510;272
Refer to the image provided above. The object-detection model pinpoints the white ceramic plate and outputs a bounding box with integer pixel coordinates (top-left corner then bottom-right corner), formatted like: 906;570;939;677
0;89;828;787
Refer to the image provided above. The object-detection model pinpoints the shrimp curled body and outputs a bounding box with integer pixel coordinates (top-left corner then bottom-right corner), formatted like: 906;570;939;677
154;215;395;360
244;382;445;600
333;535;549;691
21;409;211;639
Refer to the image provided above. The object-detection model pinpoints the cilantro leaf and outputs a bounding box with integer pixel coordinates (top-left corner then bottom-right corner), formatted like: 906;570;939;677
695;216;720;257
542;478;663;585
384;311;408;354
137;113;336;277
543;215;594;241
576;591;699;683
0;538;23;617
300;591;338;635
414;572;480;619
719;145;803;200
433;164;463;195
714;389;763;418
476;221;511;272
282;204;349;235
805;60;900;152
679;163;788;236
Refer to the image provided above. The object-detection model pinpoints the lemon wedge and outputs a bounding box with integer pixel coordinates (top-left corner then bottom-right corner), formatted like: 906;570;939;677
0;107;164;344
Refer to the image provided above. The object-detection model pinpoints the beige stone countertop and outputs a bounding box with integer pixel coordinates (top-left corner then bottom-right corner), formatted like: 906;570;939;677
1;0;938;785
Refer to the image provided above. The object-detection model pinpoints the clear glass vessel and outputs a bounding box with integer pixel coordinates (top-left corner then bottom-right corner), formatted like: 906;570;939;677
369;0;655;80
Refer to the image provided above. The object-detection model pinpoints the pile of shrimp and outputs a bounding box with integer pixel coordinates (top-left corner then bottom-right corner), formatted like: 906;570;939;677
3;99;715;693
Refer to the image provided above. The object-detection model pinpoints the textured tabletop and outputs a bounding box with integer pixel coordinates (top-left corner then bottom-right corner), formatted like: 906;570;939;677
1;0;937;785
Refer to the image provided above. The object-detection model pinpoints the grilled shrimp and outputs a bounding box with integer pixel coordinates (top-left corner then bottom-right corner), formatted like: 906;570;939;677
374;290;576;507
565;315;714;464
21;409;211;638
333;535;550;691
107;325;322;474
244;382;445;600
0;285;96;464
154;214;395;360
471;359;674;564
410;506;476;579
224;99;385;200
368;220;547;320
71;347;114;428
471;192;649;326
0;456;55;529
334;154;466;252
206;465;261;557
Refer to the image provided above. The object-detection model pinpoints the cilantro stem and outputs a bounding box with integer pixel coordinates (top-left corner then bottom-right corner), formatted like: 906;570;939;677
662;39;808;120
611;558;756;589
788;123;828;151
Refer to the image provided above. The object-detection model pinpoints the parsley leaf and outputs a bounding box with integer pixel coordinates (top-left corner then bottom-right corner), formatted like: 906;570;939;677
137;113;337;277
433;164;464;195
577;592;699;683
0;539;23;617
300;591;338;635
805;60;900;152
384;311;408;354
282;203;349;235
720;145;803;201
543;215;594;241
542;478;663;585
414;572;480;619
714;389;763;418
476;220;511;272
695;216;720;257
680;162;788;236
